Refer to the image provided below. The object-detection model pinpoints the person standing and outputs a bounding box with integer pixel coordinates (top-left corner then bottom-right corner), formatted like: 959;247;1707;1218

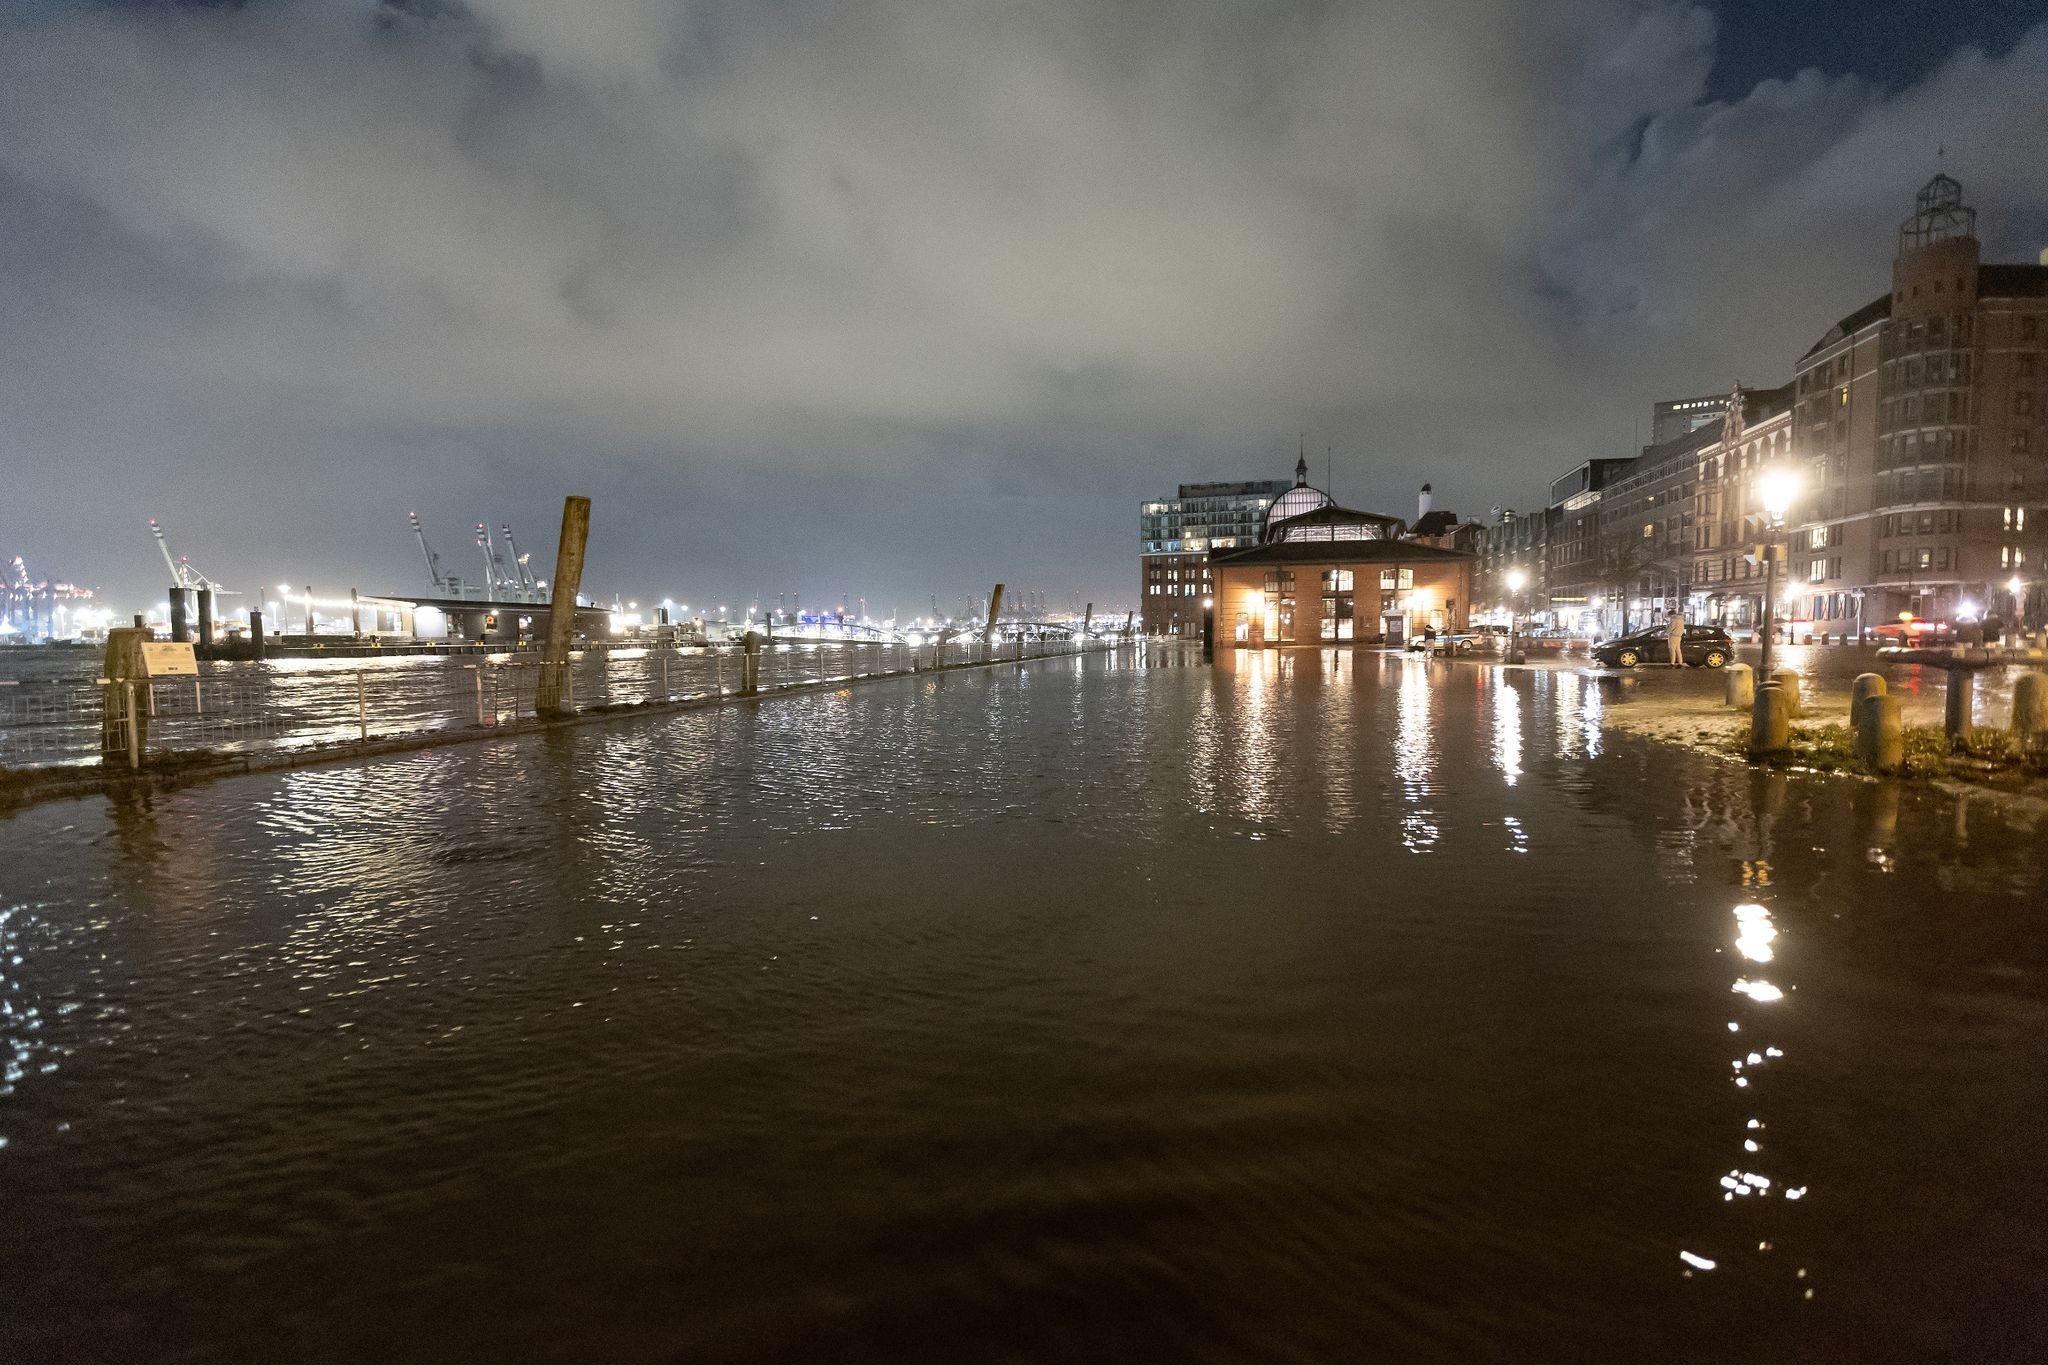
1667;610;1686;668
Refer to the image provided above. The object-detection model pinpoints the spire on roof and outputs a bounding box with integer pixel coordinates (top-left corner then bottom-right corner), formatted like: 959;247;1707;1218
1295;434;1309;487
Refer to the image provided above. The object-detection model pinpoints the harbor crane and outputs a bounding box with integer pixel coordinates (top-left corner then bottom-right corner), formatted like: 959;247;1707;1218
410;511;467;597
501;524;541;596
147;519;237;594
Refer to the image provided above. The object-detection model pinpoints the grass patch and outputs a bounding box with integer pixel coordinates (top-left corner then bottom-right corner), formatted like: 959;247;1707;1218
1722;720;2048;786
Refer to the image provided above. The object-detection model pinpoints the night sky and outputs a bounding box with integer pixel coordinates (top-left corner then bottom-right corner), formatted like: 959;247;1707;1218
3;0;2045;618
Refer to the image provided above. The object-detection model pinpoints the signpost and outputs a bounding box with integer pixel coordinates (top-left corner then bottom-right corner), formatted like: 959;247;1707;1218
140;642;199;677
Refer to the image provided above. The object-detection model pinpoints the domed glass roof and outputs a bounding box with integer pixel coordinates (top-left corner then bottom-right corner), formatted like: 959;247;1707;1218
1261;484;1333;538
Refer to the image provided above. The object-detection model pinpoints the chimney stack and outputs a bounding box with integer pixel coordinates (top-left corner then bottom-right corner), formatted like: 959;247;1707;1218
1418;483;1433;521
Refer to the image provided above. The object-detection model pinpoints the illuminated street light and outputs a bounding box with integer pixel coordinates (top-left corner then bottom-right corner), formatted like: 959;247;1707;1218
1757;466;1804;675
1759;467;1802;523
1505;569;1527;664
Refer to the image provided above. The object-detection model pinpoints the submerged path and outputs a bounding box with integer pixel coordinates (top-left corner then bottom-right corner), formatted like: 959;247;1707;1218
2;649;2044;1363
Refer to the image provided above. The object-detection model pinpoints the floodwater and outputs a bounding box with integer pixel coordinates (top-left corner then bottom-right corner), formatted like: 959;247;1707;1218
2;650;2044;1363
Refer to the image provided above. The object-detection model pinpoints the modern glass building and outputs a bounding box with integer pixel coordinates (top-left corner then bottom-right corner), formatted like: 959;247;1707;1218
1139;471;1295;635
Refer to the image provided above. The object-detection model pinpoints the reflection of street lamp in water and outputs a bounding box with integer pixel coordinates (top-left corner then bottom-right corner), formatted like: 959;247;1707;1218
1506;568;1527;665
1758;468;1802;676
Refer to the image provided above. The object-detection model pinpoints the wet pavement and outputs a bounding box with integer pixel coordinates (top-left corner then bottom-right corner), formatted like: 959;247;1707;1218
2;650;2044;1363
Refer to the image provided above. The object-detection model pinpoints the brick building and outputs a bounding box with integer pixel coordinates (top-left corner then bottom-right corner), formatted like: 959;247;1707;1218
1789;174;2048;634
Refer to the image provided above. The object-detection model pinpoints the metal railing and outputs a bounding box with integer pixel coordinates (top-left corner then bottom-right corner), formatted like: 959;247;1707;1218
1;635;1143;772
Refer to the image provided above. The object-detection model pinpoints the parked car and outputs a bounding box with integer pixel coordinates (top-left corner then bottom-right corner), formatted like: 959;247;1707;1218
1405;629;1480;653
1592;625;1734;669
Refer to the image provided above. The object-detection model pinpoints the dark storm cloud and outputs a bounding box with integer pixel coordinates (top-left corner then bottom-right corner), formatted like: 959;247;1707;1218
2;0;2044;611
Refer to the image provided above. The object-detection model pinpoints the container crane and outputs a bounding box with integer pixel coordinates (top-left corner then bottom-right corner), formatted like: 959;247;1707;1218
501;523;540;600
147;518;235;593
410;511;456;595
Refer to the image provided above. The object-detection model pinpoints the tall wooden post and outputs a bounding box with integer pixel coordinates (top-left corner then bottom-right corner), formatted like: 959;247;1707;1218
983;584;1005;664
536;496;592;718
100;626;150;762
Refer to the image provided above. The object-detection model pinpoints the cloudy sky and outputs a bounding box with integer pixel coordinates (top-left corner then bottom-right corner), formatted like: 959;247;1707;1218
4;0;2045;618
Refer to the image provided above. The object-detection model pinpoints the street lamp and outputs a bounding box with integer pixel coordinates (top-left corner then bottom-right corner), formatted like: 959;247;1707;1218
1757;467;1803;676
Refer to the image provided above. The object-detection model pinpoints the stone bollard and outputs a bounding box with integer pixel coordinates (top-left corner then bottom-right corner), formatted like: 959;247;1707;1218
2012;671;2048;749
1725;662;1755;709
1943;667;1973;744
1770;669;1801;717
1853;692;1903;773
1749;682;1791;755
1849;672;1886;720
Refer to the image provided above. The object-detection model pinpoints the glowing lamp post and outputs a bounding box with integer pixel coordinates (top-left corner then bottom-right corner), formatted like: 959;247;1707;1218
1505;568;1527;665
1757;467;1802;676
2009;574;2026;637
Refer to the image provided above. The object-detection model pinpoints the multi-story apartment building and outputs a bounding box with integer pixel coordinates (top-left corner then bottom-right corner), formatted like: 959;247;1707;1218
1650;394;1728;447
1139;473;1295;635
1543;458;1632;627
1688;384;1796;631
1472;507;1557;624
1790;174;2048;633
1593;424;1716;631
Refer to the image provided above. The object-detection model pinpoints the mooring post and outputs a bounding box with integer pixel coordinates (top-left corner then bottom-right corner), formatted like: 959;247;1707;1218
2012;672;2048;749
197;589;215;652
1944;666;1974;745
1749;682;1791;755
1769;668;1801;717
248;609;265;661
536;495;592;718
1725;661;1754;708
357;671;368;740
169;587;189;644
1854;692;1903;773
742;630;762;695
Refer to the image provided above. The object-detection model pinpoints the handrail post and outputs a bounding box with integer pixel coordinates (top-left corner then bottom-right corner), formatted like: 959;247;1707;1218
126;682;141;770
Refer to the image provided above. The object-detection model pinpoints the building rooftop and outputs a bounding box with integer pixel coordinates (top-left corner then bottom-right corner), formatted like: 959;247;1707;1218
1800;295;1893;363
1211;539;1473;567
1979;263;2048;298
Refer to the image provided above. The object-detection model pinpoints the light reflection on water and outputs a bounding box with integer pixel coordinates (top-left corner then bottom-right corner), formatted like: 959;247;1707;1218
1491;672;1524;786
1;648;2045;1363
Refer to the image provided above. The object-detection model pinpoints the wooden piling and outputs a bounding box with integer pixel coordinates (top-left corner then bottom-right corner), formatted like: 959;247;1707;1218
983;585;1005;664
535;496;591;717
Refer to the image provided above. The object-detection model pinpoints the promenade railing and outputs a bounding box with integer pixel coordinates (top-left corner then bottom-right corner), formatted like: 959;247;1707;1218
0;635;1148;772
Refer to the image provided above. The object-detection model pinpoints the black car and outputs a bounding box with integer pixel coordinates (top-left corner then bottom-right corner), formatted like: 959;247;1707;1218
1592;625;1734;669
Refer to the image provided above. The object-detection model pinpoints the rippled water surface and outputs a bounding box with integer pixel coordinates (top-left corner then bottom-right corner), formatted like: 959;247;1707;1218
3;650;2045;1363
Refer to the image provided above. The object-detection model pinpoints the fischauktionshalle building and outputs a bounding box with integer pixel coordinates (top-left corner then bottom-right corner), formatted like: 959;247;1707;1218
1208;460;1475;647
